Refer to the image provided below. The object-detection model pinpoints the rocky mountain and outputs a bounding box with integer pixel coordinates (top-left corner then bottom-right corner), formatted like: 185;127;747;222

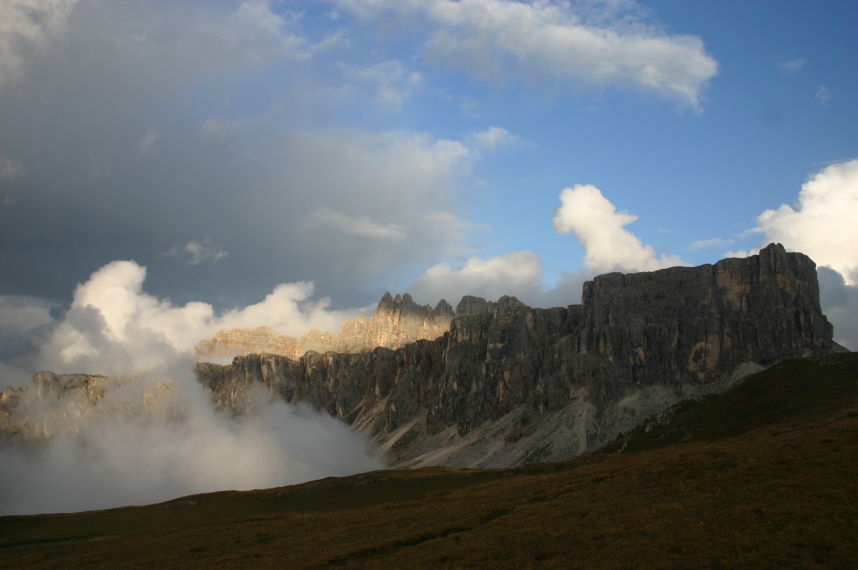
195;243;843;468
0;372;173;442
195;293;454;360
3;244;844;470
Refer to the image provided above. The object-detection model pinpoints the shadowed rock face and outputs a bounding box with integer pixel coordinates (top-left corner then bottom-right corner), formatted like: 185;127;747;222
195;293;454;360
195;244;842;468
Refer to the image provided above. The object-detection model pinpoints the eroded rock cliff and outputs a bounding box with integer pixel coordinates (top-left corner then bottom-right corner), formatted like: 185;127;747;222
0;372;173;442
195;244;842;468
195;293;454;359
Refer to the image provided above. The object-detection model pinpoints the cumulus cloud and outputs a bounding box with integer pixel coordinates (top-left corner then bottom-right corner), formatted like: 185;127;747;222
0;261;383;515
753;159;858;284
553;184;686;273
407;185;688;307
19;260;361;380
0;0;501;308
817;267;858;351
336;0;718;109
729;159;858;349
407;251;544;305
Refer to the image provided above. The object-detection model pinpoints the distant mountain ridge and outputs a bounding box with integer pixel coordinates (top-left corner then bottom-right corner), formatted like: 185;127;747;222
2;244;846;470
195;293;454;360
196;243;844;467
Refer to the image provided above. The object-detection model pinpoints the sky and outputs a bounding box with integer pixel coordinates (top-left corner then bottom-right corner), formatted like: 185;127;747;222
1;0;858;384
1;0;857;516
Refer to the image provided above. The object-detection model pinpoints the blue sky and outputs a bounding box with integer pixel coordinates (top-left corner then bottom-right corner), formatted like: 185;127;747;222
1;0;857;384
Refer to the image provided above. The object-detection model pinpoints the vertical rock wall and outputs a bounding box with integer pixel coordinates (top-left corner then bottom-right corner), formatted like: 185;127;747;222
195;244;841;467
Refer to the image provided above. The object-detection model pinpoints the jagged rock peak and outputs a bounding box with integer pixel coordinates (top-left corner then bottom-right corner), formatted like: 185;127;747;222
377;292;449;318
198;291;456;360
455;295;489;315
454;295;525;315
196;244;840;470
434;299;454;317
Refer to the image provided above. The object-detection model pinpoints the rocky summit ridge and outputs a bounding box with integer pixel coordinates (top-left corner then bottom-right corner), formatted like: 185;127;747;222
2;244;846;470
195;243;843;468
195;293;454;360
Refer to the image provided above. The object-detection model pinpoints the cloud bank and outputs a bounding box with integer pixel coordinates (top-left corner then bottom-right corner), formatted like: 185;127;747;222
723;159;858;350
0;261;383;515
0;381;382;515
407;185;687;307
754;159;858;285
336;0;718;109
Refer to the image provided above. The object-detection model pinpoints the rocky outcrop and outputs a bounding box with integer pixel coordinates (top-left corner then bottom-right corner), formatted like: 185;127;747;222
0;372;173;442
195;244;843;468
195;293;454;360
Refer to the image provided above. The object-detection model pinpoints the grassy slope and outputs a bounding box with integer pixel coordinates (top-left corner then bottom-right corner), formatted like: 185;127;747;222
0;353;856;569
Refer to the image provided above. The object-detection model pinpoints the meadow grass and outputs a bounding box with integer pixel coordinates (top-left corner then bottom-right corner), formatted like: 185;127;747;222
1;354;855;568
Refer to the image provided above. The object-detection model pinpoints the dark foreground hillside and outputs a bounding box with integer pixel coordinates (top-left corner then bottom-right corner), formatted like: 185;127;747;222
1;353;856;569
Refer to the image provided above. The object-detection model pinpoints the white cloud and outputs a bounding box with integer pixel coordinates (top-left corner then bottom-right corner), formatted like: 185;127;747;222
306;208;408;242
689;237;734;250
815;85;832;106
776;58;806;75
407;184;689;307
31;260;362;380
818;266;858;351
0;393;382;515
0;295;54;332
163;237;228;266
136;128;159;154
466;126;524;152
336;0;718;109
553;184;685;273
0;154;26;181
0;0;76;90
0;259;383;515
753;159;858;284
0;153;26;206
407;251;544;305
345;60;422;110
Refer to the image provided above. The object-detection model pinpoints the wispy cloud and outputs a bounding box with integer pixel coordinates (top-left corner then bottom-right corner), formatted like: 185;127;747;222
344;60;423;110
163;238;228;266
306;208;408;242
335;0;718;110
136;128;159;154
815;85;832;106
466;126;526;153
688;237;734;250
776;58;806;75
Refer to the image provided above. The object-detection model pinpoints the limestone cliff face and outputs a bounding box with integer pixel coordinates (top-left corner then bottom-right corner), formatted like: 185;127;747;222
195;244;842;468
0;372;172;441
195;293;454;360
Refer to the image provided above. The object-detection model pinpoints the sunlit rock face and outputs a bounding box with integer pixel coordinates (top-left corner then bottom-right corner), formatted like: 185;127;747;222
4;244;843;474
195;294;454;359
196;244;843;469
0;372;174;442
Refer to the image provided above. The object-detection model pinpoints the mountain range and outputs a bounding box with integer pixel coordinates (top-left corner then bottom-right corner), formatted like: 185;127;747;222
2;351;855;568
